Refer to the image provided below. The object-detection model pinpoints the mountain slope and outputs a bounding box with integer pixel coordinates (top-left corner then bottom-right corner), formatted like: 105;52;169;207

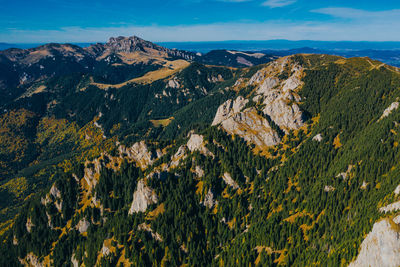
1;37;400;266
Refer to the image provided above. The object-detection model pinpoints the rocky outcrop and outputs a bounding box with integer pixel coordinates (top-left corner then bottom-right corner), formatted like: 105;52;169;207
349;217;400;267
138;223;163;242
76;218;90;234
248;56;305;132
129;180;158;214
194;166;204;178
167;78;181;89
71;253;79;267
215;104;281;148
379;201;400;213
102;36;195;60
312;134;323;142
202;189;217;209
379;102;399;121
186;133;214;157
212;96;249;126
119;141;159;169
19;252;43;267
169;145;187;169
222;173;239;189
324;185;335;192
26;217;34;233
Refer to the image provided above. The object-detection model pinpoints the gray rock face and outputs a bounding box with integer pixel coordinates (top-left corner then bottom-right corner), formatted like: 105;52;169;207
222;107;281;148
138;223;163;242
71;253;79;267
222;173;239;189
212;96;249;126
129;180;158;214
186;133;214;157
76;218;90;234
379;102;399;121
379;201;400;213
167;78;181;89
249;56;305;132
312;134;323;142
26;217;34;233
119;141;157;169
104;36;195;60
349;217;400;267
202;189;217;209
212;96;280;149
19;253;43;267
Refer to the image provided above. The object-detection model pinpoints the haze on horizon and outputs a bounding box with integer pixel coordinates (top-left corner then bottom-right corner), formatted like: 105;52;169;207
1;0;400;43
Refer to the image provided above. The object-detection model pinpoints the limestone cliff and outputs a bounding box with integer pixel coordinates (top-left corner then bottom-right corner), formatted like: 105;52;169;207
349;216;400;267
128;180;158;214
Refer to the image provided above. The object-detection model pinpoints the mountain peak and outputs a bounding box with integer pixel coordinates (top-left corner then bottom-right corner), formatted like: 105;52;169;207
105;35;163;53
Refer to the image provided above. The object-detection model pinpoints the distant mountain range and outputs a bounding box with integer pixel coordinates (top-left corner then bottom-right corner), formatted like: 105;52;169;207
2;39;400;67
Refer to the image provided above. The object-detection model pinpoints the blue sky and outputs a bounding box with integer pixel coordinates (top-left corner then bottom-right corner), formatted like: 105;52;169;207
1;0;400;43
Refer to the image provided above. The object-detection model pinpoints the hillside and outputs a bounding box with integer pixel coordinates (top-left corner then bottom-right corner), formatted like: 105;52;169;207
1;36;400;266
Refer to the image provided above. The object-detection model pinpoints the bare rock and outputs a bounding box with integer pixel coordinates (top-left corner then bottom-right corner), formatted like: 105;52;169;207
119;141;155;169
71;253;79;267
379;102;399;121
380;201;400;213
76;218;90;233
222;173;239;189
212;96;249;126
324;185;335;192
19;253;43;267
220;108;281;148
187;133;214;157
202;189;217;209
194;166;204;178
312;134;323;142
138;223;163;242
349;218;400;267
167;78;180;89
26;217;34;233
129;180;158;214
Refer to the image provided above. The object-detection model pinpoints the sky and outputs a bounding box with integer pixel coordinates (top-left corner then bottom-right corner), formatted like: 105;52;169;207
1;0;400;43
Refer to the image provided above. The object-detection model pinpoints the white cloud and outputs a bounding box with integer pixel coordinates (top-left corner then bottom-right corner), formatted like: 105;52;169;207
2;10;400;43
262;0;296;8
312;7;400;20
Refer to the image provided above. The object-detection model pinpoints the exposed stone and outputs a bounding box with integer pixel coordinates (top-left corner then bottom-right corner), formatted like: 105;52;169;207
169;145;187;168
119;141;155;169
312;134;323;142
324;185;335;192
19;252;43;267
379;102;399;121
219;108;281;148
379;201;400;213
138;223;163;242
71;253;79;267
212;96;249;126
26;217;34;233
394;184;400;195
360;181;368;190
186;133;214;157
349;218;400;267
202;189;216;209
50;184;61;199
101;243;111;257
76;218;90;233
222;173;239;189
167;78;180;89
194;166;204;178
129;180;158;214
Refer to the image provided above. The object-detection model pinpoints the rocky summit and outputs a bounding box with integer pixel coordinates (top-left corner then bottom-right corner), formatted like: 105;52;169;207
1;36;400;267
